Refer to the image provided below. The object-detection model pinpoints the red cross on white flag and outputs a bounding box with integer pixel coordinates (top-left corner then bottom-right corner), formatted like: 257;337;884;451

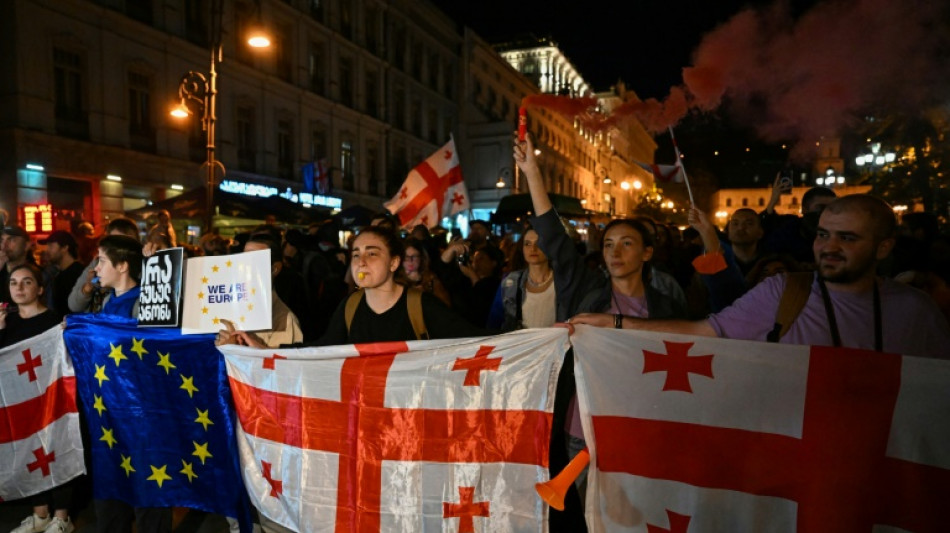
0;326;86;500
219;328;568;532
571;327;950;532
384;138;470;229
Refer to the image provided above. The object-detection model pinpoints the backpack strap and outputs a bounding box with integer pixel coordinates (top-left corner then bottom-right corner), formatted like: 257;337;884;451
344;289;364;335
767;272;814;342
406;287;428;340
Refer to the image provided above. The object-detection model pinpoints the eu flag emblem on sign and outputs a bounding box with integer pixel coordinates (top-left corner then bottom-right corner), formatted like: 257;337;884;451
64;314;250;527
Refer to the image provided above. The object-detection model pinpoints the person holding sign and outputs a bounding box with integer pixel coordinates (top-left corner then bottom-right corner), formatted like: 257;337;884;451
222;226;489;348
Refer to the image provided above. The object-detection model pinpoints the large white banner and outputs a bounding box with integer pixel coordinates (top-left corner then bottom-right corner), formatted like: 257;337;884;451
219;328;568;532
0;326;85;500
181;249;273;334
571;326;950;532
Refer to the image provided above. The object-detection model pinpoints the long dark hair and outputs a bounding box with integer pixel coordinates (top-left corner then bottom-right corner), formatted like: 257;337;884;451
8;263;45;303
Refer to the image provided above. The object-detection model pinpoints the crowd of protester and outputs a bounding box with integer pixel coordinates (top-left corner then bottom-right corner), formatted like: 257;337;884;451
2;131;950;532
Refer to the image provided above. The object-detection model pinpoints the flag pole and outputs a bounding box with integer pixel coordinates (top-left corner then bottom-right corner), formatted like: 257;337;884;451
668;126;695;206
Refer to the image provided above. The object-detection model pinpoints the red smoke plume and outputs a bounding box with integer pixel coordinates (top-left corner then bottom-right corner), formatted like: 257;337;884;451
523;0;949;156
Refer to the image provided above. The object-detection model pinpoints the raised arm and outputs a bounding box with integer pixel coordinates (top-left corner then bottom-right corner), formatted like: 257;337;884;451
514;134;553;216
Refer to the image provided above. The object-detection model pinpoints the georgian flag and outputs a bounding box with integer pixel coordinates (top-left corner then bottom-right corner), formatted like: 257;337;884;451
219;328;567;532
0;326;85;500
384;138;470;229
571;326;950;532
633;161;684;183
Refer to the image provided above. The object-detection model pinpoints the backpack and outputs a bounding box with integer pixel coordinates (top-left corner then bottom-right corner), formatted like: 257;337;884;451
767;272;813;342
344;286;428;340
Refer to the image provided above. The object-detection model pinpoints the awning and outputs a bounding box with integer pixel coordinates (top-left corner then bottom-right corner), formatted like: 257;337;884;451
491;193;591;224
125;187;330;225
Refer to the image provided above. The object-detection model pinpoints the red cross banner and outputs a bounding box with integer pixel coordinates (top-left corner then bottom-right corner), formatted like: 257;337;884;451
0;325;85;501
384;138;470;229
218;328;568;532
570;326;950;532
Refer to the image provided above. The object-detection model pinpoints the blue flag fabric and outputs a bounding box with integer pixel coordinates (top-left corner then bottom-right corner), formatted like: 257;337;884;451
63;314;251;529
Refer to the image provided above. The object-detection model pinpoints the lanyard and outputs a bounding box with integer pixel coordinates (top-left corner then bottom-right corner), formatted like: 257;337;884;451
817;278;882;352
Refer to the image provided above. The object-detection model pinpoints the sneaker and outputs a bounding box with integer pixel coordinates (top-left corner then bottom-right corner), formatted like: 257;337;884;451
10;514;51;533
42;518;73;533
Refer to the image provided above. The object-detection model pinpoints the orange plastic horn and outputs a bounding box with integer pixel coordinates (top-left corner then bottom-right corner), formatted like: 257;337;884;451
535;447;590;511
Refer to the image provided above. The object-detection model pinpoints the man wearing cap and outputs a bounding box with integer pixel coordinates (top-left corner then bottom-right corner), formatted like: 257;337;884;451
1;225;35;304
41;230;84;319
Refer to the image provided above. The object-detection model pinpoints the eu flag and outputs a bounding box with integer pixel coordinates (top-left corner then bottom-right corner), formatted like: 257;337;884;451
64;314;250;528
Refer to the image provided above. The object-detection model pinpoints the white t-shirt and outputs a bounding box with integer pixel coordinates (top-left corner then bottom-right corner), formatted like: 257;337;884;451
521;282;556;329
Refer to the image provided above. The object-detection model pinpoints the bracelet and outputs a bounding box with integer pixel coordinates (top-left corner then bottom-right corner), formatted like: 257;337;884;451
614;313;623;329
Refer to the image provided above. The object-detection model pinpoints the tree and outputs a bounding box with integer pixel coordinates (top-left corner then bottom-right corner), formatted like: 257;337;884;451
857;109;950;221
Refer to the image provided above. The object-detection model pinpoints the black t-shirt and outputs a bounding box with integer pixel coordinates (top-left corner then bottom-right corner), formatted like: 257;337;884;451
50;261;85;320
312;287;491;346
0;309;61;347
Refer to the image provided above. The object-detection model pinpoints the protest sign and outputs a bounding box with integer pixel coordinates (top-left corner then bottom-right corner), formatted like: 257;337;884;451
181;249;273;335
138;247;184;327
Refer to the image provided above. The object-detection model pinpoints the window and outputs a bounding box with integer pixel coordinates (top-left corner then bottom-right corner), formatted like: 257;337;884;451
339;56;353;107
53;47;88;139
411;98;422;137
364;70;378;118
443;63;455;99
340;139;354;190
387;143;408;196
277;118;294;180
411;41;423;81
308;0;323;22
339;1;353;39
393;86;405;129
427;107;438;143
236;105;256;172
276;26;292;82
364;7;379;54
310;123;328;162
758;197;765;207
127;71;154;152
366;142;379;195
184;0;208;46
127;0;153;24
742;198;749;207
234;3;254;66
726;198;732;207
308;41;326;95
392;26;406;70
428;52;439;91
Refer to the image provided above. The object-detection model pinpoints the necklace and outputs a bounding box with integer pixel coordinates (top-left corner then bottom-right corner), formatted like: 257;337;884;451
526;270;553;288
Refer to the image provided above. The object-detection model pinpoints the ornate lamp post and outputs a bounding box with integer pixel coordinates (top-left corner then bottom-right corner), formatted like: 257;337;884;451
171;3;269;233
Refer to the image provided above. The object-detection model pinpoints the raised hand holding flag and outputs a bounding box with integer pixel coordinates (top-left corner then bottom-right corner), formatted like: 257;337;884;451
384;138;469;229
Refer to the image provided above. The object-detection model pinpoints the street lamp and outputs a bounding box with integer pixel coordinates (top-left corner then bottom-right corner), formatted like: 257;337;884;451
171;11;270;233
855;142;896;168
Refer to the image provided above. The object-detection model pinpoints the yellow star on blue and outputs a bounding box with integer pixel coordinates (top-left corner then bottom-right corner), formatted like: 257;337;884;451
94;364;109;387
120;454;135;477
100;427;117;449
131;338;148;359
93;394;107;416
180;460;198;483
180;375;199;398
107;343;127;367
192;441;212;465
147;465;172;488
157;352;176;374
195;408;214;431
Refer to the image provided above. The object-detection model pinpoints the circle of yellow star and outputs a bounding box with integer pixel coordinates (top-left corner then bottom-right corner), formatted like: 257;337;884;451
251;288;256;295
107;343;128;367
201;276;209;284
120;454;135;477
212;265;219;272
94;364;110;387
195;408;214;431
226;260;232;267
147;465;172;488
197;291;205;299
130;338;148;359
192;441;213;465
100;427;117;449
93;394;107;416
247;304;254;311
202;307;209;314
180;375;199;398
180;460;198;483
157;352;176;375
240;316;246;323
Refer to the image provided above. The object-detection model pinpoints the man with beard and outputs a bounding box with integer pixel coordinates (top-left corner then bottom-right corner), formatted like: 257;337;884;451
570;194;950;359
40;230;85;319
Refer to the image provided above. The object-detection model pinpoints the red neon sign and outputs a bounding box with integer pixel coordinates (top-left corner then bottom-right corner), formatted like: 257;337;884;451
22;204;54;233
